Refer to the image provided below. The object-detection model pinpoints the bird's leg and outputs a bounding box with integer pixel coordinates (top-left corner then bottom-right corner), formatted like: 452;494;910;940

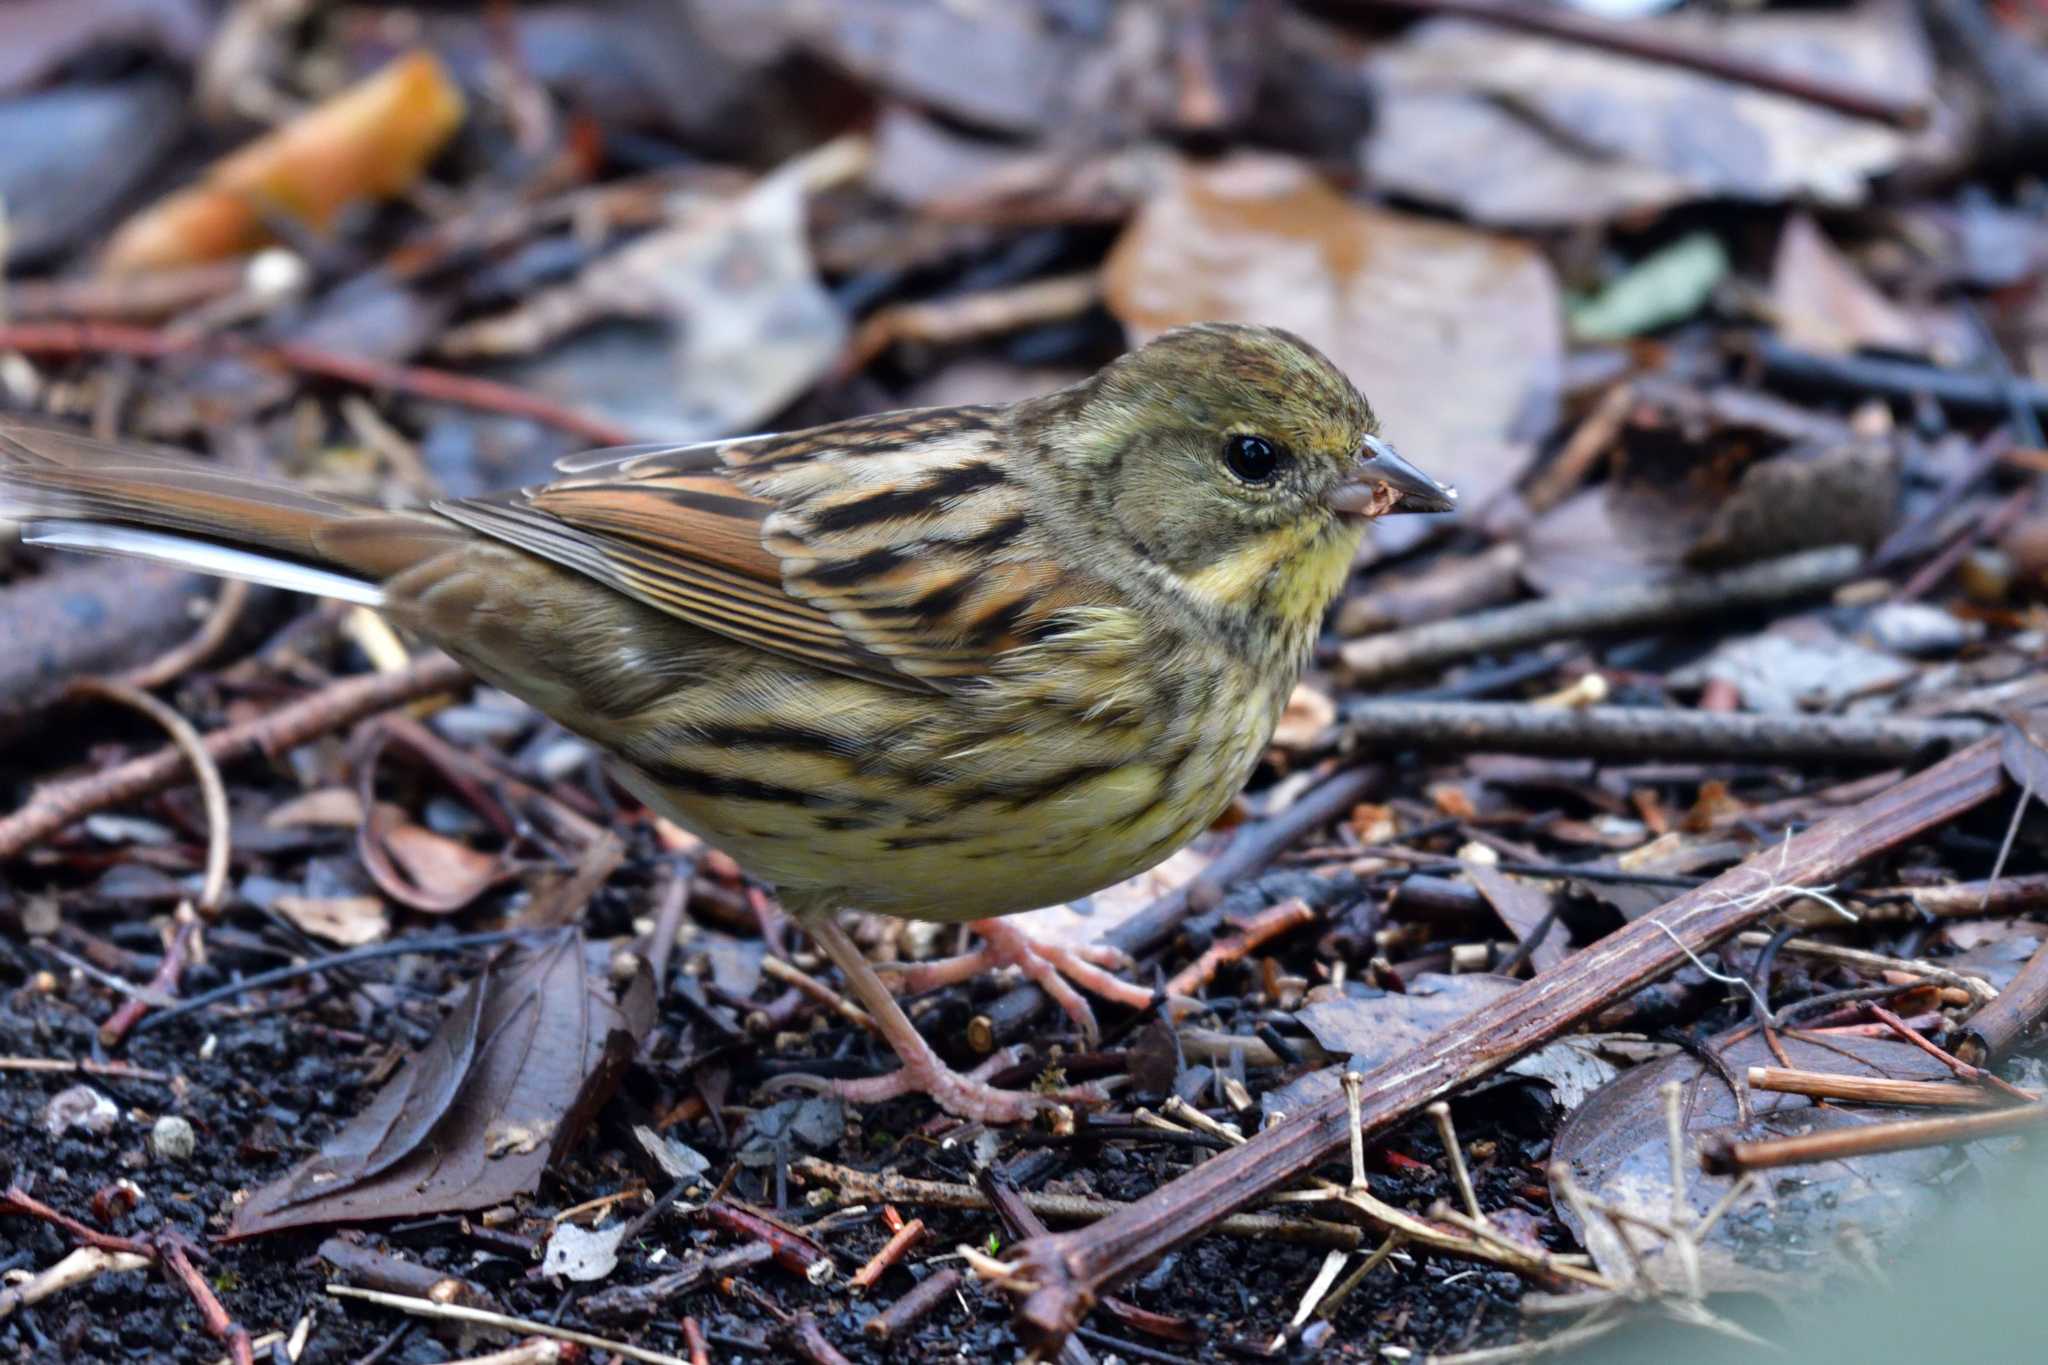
804;915;1104;1124
881;919;1154;1049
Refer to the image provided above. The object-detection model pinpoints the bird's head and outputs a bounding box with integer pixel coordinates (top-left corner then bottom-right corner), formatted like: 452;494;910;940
1024;322;1455;632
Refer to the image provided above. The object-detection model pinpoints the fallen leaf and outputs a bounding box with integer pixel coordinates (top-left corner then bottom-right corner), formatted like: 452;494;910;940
1465;863;1565;974
454;145;852;442
274;894;389;948
1365;0;1935;225
543;1221;628;1283
359;804;508;914
1554;1030;1984;1296
1772;213;1923;355
1671;627;1914;714
1569;233;1728;342
1270;973;1520;1117
229;931;654;1238
102;50;466;273
265;788;366;830
1104;152;1561;524
1271;681;1337;752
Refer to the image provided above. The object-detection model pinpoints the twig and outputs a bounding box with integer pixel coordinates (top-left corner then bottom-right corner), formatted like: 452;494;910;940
841;273;1101;374
98;907;200;1049
1344;700;1986;764
1338;547;1862;683
130;928;549;1036
0;321;634;445
160;1238;255;1365
849;1215;927;1293
1746;1065;2000;1108
1730;931;1996;1003
63;677;230;914
1895;485;2031;602
792;1157;1364;1249
1957;936;2048;1066
326;1285;690;1365
704;1200;834;1284
0;1057;173;1082
1351;0;1926;128
1428;1102;1487;1225
1701;1101;2048;1173
1750;334;2048;421
865;1268;963;1342
0;654;468;859
0;1246;154;1321
1001;739;2004;1353
1162;899;1315;999
1519;383;1634;518
974;765;1382;1048
116;579;251;692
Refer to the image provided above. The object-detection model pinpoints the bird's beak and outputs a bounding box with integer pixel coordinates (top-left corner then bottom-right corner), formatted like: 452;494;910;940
1328;435;1458;517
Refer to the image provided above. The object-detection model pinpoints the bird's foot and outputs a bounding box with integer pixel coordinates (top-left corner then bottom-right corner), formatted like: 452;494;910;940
830;1043;1102;1126
882;918;1153;1047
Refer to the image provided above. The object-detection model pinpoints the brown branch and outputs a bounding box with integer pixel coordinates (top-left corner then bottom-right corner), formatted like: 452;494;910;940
1702;1102;2048;1173
115;578;251;692
792;1156;1363;1249
1349;0;1927;129
1003;738;2005;1353
160;1238;255;1365
1162;899;1316;1000
1957;937;2048;1066
1343;700;1987;765
0;321;634;445
865;1268;963;1343
0;653;468;860
1745;1066;2000;1108
1338;547;1862;684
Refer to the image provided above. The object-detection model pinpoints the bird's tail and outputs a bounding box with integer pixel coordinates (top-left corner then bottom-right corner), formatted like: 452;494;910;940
0;420;468;606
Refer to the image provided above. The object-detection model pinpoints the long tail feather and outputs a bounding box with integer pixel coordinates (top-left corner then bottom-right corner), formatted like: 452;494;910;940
0;419;466;599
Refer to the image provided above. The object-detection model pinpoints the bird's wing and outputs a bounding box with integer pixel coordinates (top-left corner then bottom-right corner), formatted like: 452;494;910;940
437;406;1082;692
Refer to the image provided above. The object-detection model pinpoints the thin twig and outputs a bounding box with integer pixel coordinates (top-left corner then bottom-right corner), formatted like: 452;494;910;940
1745;1065;2000;1108
1339;547;1861;683
1345;700;1986;765
326;1285;689;1365
116;579;251;692
63;677;230;913
0;654;468;860
0;322;635;445
1702;1102;2048;1173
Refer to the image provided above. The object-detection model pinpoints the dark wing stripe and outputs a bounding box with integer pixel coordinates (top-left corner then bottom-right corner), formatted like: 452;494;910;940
805;461;1008;534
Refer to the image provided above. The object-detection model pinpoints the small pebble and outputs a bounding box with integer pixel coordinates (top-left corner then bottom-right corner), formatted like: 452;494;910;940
150;1115;197;1163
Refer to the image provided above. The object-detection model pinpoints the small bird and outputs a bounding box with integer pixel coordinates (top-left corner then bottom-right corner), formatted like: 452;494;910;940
0;323;1453;1121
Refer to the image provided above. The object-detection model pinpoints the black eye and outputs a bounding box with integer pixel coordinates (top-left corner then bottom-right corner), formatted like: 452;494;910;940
1223;434;1282;484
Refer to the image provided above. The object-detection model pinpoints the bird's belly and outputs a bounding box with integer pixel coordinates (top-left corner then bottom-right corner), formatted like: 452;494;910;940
617;680;1277;922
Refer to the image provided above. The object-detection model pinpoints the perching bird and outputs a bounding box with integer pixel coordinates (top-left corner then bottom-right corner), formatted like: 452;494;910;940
0;323;1454;1121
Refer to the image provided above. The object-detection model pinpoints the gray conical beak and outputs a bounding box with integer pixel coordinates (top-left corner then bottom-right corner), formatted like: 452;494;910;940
1328;435;1458;517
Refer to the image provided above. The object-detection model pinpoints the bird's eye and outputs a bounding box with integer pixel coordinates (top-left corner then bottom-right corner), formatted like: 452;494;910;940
1223;434;1283;484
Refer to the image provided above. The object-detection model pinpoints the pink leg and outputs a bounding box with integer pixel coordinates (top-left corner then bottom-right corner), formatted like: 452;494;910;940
805;916;1105;1124
881;919;1154;1048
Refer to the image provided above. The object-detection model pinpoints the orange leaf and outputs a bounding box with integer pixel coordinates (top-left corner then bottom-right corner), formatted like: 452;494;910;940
102;50;465;274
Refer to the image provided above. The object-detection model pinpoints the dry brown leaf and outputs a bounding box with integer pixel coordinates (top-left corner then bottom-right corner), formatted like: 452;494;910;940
264;788;365;830
1104;152;1560;522
274;894;388;948
1365;0;1936;226
378;821;505;912
228;931;653;1238
1771;214;1923;356
1270;681;1337;752
102;50;465;274
1555;1031;1967;1297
